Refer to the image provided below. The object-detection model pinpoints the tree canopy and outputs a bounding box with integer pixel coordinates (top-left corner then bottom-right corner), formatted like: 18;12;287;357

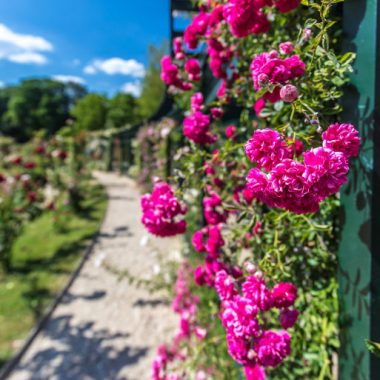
137;43;167;120
70;93;108;132
106;93;140;129
0;79;86;142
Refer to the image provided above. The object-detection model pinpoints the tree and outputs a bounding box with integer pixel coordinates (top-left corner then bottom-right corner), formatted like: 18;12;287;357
106;93;140;129
138;42;167;119
0;79;87;141
70;93;108;132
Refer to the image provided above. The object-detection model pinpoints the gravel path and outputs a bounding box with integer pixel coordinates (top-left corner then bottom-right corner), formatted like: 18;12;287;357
8;172;179;380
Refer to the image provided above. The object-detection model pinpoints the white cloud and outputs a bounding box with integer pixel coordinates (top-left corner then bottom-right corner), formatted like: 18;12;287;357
0;81;5;88
121;81;142;97
0;23;52;51
84;58;145;78
52;75;85;85
8;52;47;65
0;23;53;65
84;65;96;74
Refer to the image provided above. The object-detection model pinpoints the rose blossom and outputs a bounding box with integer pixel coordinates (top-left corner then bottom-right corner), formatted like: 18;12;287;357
279;41;294;54
192;225;224;258
226;332;252;365
244;365;266;380
244;125;358;213
242;275;273;311
215;270;238;301
173;37;183;55
322;123;360;157
223;0;270;38
245;129;291;170
185;58;202;81
254;330;291;367
161;55;192;91
203;190;228;225
141;182;187;237
184;10;210;49
272;0;300;13
221;296;261;339
272;282;298;308
194;266;206;286
217;80;227;99
211;107;223;119
267;159;309;204
279;308;299;329
303;147;349;200
251;53;305;91
246;168;268;199
191;92;204;113
225;124;236;139
183;112;217;145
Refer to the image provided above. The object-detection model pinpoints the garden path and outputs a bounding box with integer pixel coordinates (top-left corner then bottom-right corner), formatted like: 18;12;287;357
8;171;180;380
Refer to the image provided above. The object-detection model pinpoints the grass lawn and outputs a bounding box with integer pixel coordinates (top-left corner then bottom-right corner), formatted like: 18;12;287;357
0;179;107;367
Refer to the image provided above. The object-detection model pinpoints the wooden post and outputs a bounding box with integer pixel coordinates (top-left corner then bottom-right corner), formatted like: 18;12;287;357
339;0;380;378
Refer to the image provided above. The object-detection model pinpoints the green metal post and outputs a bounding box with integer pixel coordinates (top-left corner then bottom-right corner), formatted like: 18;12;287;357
125;135;133;174
106;136;114;172
120;135;127;175
339;1;380;378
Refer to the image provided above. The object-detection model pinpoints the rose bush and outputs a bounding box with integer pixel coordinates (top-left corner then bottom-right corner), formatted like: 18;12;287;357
0;137;79;271
138;0;358;378
134;118;177;190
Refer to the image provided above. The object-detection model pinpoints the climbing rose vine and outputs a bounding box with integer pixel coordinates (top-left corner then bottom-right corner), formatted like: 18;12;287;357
217;270;298;370
139;0;359;378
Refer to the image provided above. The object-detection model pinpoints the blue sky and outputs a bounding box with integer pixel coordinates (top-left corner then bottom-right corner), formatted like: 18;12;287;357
0;0;170;96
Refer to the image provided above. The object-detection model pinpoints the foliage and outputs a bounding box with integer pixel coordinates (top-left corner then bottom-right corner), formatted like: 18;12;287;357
138;42;168;120
70;93;109;132
366;340;380;358
106;93;141;128
0;79;86;142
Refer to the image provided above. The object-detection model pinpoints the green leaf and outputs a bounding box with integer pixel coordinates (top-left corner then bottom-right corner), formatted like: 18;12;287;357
366;340;380;357
274;101;284;112
339;52;356;65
